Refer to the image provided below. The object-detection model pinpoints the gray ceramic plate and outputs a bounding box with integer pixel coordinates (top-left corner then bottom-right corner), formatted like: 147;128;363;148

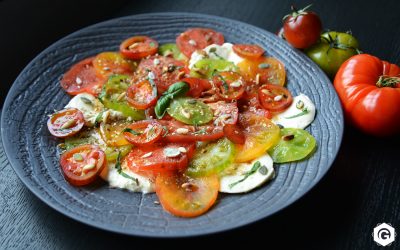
1;13;343;237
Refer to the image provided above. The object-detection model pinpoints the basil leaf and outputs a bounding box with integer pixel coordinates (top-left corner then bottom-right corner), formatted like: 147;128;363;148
122;128;142;136
115;152;140;185
155;95;172;119
229;161;262;188
154;81;189;119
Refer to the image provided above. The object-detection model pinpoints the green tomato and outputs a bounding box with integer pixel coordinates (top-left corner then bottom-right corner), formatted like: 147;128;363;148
104;145;132;162
305;31;359;77
158;43;187;61
268;128;316;163
167;97;213;125
187;138;236;177
99;74;145;120
190;58;237;79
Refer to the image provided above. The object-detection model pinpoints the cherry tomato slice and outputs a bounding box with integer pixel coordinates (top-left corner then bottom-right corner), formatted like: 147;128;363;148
120;36;158;60
223;124;245;144
47;108;84;138
238;56;286;86
212;71;245;101
176;28;224;58
207;101;239;127
124;142;195;177
155;172;219;218
60;57;106;96
123;120;163;146
60;145;107;186
233;44;265;60
258;84;293;112
126;79;157;110
92;52;134;77
182;77;212;98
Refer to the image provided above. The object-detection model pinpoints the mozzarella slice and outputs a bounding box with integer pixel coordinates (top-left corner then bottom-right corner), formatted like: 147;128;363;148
189;43;243;69
65;93;104;126
272;94;316;129
219;154;275;193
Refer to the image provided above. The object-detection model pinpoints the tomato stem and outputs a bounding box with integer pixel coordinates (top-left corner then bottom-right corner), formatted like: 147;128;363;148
283;4;313;21
376;75;400;88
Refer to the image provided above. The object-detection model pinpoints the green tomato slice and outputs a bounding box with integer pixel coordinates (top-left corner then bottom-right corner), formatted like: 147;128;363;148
167;97;213;125
268;128;316;163
158;43;187;60
99;74;145;120
190;59;237;79
186;138;236;177
104;145;132;162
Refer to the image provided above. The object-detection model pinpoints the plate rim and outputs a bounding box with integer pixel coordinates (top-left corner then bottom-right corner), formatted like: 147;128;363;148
1;12;344;238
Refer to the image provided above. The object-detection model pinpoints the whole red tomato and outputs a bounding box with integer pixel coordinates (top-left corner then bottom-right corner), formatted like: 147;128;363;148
334;54;400;136
283;4;322;49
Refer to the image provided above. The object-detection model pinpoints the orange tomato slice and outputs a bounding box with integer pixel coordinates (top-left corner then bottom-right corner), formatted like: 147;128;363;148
237;56;286;86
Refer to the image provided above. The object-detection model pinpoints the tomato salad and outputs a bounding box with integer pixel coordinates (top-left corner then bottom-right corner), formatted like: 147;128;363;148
48;28;317;218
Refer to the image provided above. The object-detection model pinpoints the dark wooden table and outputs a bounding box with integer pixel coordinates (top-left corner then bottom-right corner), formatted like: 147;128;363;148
1;0;399;249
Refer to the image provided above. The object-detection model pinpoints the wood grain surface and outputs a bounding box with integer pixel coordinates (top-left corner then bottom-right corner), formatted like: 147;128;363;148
1;0;399;249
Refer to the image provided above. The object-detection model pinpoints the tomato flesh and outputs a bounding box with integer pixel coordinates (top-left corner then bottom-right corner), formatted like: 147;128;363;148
99;120;130;147
93;52;134;77
123;120;163;146
223;124;245;144
258;84;293;112
47;108;84;138
212;71;245;101
176;28;224;58
120;36;158;60
238;56;286;86
207;101;239;127
126;79;157;110
233;44;265;60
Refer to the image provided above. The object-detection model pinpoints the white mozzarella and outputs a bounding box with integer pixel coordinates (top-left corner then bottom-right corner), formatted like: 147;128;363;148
65;93;104;126
219;154;275;193
272;94;316;129
189;43;244;69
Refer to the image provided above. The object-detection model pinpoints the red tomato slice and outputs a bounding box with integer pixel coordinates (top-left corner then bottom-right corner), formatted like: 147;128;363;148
60;145;107;186
212;71;245;101
223;124;245;144
60;57;106;96
126;79;157;109
207;101;239;127
124;142;195;176
47;108;84;138
258;84;293;112
238;56;286;86
120;36;158;60
155;172;219;217
176;28;224;58
123;120;163;146
135;55;186;94
159;120;224;143
92;52;134;77
182;77;212;97
233;44;265;60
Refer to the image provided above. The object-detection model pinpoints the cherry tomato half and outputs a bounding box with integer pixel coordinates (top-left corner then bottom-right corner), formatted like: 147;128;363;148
123;120;163;146
258;84;293;112
120;36;158;60
212;71;245;101
126;79;157;110
233;44;265;60
176;28;224;58
60;145;107;186
47;108;84;138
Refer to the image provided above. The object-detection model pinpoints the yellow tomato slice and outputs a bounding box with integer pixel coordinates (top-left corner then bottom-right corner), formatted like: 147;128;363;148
99;121;130;146
93;52;135;77
235;112;280;163
155;173;219;218
237;56;286;86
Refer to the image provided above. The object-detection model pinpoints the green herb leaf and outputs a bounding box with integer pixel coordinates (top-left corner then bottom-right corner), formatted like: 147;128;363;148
94;111;104;127
115;152;140;185
123;128;142;136
229;161;262;188
154;81;190;119
80;97;93;105
285;108;309;119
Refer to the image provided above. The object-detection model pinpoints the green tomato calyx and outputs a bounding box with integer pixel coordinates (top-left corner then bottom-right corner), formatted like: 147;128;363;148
376;75;400;88
283;4;313;21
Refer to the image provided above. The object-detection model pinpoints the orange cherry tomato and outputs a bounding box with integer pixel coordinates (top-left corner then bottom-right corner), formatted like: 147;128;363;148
92;52;134;77
233;44;265;60
119;36;158;60
126;79;157;110
155;172;219;217
237;56;286;86
176;28;224;58
60;145;107;186
47;108;84;138
123;120;163;146
212;71;245;101
258;84;293;112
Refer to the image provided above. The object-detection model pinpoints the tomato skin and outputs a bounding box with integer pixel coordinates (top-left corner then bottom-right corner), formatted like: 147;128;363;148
176;28;224;58
123;120;163;146
283;7;322;49
126;79;157;110
47;108;85;138
233;44;265;60
120;36;158;60
334;54;400;136
60;145;107;186
212;71;245;101
258;84;293;112
60;57;106;96
182;77;211;97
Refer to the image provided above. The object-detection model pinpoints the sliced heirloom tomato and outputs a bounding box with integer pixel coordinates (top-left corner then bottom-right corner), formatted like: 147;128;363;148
182;77;212;98
176;28;224;58
238;57;286;86
167;97;213;125
258;84;293;112
207;101;239;127
99;120;130;146
125;142;195;177
60;57;106;96
93;52;135;77
47;108;84;138
126;79;157;109
60;145;106;186
235;112;280;163
212;71;245;101
223;124;245;144
156;172;219;218
233;44;265;60
120;36;158;60
123;120;163;146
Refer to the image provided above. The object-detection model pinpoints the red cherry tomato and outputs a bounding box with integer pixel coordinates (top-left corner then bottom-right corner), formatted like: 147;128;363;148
126;79;157;110
123;120;163;146
176;28;224;58
283;5;322;49
60;57;106;96
258;84;293;112
60;145;107;186
233;44;265;60
119;36;158;60
47;108;84;138
212;71;245;101
223;124;245;144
